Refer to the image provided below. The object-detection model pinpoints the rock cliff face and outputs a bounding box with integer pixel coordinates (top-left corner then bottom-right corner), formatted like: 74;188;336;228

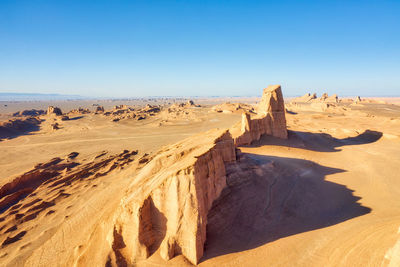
111;129;236;265
233;85;287;146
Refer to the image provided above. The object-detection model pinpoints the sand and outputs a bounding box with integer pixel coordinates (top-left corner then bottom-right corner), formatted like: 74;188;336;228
0;96;399;266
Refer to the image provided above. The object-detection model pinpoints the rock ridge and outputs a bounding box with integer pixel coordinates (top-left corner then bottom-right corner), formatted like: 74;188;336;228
111;129;236;265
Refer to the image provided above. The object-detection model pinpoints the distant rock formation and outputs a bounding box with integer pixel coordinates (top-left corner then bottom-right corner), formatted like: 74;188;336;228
95;106;105;113
320;93;329;101
211;102;255;114
104;104;161;121
291;93;317;103
112;129;236;265
233;85;287;146
291;93;338;104
47;106;63;116
325;94;338;103
114;105;128;110
69;107;90;114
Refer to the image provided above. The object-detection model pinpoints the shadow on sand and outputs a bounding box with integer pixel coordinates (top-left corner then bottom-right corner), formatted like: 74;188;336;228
202;153;371;262
68;116;84;121
201;130;380;262
0;118;42;141
248;129;383;152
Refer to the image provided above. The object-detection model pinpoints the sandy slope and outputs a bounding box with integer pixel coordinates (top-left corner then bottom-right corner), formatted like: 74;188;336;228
0;99;400;266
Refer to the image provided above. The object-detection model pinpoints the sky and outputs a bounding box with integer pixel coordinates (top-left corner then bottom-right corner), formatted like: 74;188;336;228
0;0;399;97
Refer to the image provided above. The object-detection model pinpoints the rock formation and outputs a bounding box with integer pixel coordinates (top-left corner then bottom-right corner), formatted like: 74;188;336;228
291;93;317;103
0;85;289;265
291;93;338;104
95;106;105;113
212;102;255;114
112;129;236;265
232;85;287;146
114;105;128;110
104;105;161;121
69;107;91;114
320;93;329;101
325;94;338;103
47;106;63;116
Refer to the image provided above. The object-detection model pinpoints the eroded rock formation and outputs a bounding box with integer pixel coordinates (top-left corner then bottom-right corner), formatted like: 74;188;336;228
111;129;236;265
212;102;255;114
232;85;287;146
47;106;63;116
291;93;317;103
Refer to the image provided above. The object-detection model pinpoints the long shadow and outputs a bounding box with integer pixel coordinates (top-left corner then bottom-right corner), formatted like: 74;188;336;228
68;116;84;121
248;129;382;152
202;153;371;262
0;118;42;141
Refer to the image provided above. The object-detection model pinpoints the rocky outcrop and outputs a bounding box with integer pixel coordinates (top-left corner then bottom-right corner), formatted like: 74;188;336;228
212;102;255;114
233;85;287;146
320;93;338;103
104;104;161;121
95;106;105;113
47;106;63;116
112;129;236;265
292;93;339;104
291;93;317;103
69;107;91;114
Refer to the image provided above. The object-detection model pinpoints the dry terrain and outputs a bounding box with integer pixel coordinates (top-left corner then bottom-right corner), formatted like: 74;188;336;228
0;89;399;266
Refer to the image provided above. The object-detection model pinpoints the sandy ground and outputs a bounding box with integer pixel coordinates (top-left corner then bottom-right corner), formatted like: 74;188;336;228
0;106;240;181
0;97;400;266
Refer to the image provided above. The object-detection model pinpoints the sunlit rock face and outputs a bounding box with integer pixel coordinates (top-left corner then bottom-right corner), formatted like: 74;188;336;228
234;85;287;146
112;129;236;265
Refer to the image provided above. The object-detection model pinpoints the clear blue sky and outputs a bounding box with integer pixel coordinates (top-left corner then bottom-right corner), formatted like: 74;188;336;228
0;0;399;97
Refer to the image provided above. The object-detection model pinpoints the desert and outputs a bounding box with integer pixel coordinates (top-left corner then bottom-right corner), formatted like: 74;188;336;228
0;85;400;267
2;1;400;266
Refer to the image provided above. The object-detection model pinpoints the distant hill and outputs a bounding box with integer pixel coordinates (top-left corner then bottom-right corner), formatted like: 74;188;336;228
0;93;87;101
